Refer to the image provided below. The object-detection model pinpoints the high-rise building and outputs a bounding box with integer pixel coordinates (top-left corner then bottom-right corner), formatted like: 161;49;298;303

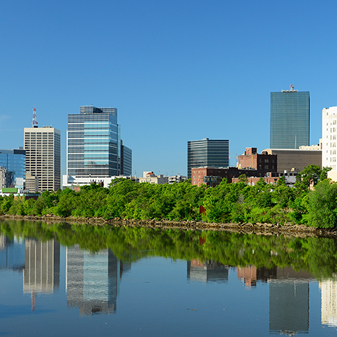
67;106;120;178
322;106;337;170
24;126;61;192
270;86;310;149
66;106;132;185
120;140;132;176
0;148;26;188
187;138;229;179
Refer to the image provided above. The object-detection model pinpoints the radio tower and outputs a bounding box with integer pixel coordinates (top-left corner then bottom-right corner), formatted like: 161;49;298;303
32;108;38;128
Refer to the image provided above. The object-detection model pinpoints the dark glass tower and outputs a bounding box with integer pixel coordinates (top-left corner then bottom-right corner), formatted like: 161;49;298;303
187;138;229;179
67;106;119;178
270;87;310;149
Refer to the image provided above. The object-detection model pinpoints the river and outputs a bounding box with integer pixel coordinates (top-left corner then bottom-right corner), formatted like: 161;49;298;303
0;219;337;336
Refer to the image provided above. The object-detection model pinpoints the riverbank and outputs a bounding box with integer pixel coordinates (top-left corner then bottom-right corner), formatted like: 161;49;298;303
2;214;336;238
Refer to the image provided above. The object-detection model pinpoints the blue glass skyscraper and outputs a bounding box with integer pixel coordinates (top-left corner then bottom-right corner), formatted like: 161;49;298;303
67;106;120;177
0;148;26;188
270;87;310;149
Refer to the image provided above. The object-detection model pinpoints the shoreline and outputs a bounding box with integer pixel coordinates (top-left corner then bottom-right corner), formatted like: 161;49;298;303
1;214;336;238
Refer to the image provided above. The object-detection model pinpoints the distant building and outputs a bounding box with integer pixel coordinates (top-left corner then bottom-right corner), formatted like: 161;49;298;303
168;174;187;184
62;175;136;189
262;148;321;174
237;147;277;176
322;106;337;170
139;171;168;184
24;126;61;192
191;166;258;187
0;167;11;190
0;148;26;188
270;86;310;149
187;138;229;179
120;141;132;176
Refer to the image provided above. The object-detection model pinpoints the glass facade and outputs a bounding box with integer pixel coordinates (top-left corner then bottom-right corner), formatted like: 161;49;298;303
67;106;120;177
121;145;132;176
0;149;26;188
270;90;310;149
187;139;229;178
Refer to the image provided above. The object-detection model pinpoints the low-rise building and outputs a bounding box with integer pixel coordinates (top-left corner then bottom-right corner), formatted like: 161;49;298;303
262;148;321;173
62;175;137;189
139;172;168;184
237;147;277;177
191;167;258;187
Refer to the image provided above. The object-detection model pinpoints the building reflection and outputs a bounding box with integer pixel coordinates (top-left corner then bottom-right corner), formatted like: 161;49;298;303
320;277;337;327
66;245;130;315
23;239;60;310
187;260;229;283
0;235;25;271
238;265;312;335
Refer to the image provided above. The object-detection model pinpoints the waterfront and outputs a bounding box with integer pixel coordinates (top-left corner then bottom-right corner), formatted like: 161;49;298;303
1;220;337;336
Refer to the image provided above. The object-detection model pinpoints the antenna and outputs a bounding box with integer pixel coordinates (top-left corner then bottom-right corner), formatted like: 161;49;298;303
32;108;38;128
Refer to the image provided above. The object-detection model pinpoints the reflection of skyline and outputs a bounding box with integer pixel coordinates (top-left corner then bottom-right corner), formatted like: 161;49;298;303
187;260;229;283
238;265;313;335
23;239;60;294
66;245;129;315
0;235;25;271
320;277;337;327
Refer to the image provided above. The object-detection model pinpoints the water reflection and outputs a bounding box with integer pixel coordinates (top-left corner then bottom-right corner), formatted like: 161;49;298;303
2;222;337;335
66;245;130;315
0;235;25;271
187;260;229;283
320;278;337;328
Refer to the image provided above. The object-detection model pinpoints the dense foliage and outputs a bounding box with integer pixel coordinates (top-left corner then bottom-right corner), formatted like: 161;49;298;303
0;165;335;227
1;220;337;279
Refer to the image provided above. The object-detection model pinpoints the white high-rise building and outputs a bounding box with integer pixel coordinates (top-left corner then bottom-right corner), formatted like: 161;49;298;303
24;126;61;192
322;107;337;170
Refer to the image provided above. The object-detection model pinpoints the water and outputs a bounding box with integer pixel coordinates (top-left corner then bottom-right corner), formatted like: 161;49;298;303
0;220;337;336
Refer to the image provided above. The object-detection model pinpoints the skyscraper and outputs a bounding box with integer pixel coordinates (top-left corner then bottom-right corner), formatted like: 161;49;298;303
270;86;310;149
187;138;229;179
24;126;61;192
67;106;120;178
0;148;26;188
322;106;337;170
66;106;132;184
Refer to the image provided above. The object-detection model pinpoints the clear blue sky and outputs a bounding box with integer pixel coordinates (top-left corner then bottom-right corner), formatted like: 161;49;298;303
0;0;335;177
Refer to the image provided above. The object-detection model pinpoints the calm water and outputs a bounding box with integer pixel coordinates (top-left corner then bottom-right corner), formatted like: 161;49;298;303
1;220;337;336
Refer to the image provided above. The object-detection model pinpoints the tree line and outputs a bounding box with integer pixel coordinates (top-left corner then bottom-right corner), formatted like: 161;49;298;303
0;165;336;228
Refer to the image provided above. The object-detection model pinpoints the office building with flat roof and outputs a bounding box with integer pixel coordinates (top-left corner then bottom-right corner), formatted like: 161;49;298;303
65;106;132;187
24;126;61;192
322;106;337;170
0;148;26;188
187;138;229;179
270;86;310;149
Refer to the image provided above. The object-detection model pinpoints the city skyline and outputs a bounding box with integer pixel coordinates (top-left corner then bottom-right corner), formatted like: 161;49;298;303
0;1;335;176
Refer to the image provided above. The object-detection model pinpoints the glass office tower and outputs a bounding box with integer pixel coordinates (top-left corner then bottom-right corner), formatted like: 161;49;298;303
67;106;120;177
0;148;26;188
187;138;229;179
270;87;310;149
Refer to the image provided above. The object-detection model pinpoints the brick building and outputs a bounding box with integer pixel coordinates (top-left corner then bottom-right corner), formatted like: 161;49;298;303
191;166;258;187
237;147;277;177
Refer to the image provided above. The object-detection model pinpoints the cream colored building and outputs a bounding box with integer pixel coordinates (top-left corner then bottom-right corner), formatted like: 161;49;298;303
139;171;168;184
322;106;337;170
24;126;61;192
262;148;322;174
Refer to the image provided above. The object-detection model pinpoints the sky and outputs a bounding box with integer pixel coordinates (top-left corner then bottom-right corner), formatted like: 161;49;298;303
0;0;336;177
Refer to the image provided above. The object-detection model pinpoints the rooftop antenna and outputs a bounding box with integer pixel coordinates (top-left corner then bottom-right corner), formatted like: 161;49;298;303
32;108;38;128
